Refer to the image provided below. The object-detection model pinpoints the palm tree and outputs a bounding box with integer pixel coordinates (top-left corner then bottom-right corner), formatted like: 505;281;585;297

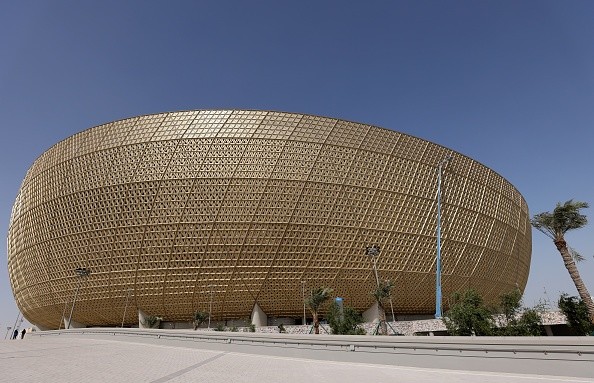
192;310;209;330
372;280;394;335
531;200;594;324
306;287;333;334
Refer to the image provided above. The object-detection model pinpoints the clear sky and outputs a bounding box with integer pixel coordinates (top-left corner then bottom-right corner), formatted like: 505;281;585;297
1;1;593;331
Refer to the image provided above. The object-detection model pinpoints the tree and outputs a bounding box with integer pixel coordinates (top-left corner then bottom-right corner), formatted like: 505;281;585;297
499;289;523;323
497;289;543;336
443;289;494;336
371;280;394;335
531;200;594;324
512;309;544;336
192;310;209;330
558;294;594;336
326;302;366;335
445;288;544;336
305;287;333;334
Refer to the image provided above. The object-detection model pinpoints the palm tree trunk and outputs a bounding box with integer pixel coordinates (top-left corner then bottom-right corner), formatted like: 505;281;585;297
378;301;387;335
313;312;319;334
555;238;594;324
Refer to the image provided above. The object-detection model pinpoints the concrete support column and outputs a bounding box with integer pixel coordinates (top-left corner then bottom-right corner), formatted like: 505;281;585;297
63;317;85;329
251;303;267;327
362;301;380;323
35;323;52;331
138;309;149;329
544;325;554;336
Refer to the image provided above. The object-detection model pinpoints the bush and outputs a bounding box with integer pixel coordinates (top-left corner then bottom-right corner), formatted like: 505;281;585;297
192;311;209;330
558;294;594;336
497;290;544;336
443;289;494;336
248;323;256;332
214;323;226;331
142;315;162;329
327;301;366;335
444;288;545;336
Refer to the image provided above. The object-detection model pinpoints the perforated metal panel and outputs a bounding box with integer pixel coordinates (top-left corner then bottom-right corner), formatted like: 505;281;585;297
7;110;531;329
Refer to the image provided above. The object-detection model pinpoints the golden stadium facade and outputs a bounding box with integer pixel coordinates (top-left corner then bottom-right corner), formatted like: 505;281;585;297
8;110;531;329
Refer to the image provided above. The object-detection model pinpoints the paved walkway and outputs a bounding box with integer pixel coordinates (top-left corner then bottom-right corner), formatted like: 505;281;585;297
1;336;592;383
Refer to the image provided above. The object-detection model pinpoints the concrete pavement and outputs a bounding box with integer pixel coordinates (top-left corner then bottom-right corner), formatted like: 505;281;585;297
1;334;593;383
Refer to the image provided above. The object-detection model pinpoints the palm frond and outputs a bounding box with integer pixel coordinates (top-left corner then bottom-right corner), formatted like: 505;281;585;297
372;280;394;301
306;287;333;311
569;247;585;262
531;200;588;238
530;212;555;239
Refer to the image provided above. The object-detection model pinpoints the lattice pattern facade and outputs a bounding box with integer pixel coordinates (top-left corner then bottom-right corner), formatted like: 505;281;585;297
7;110;531;329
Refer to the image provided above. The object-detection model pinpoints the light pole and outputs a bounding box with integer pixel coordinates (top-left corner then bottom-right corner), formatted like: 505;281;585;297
365;245;396;329
208;285;214;329
386;279;396;322
435;155;453;319
121;288;132;328
301;280;306;325
67;267;90;329
365;244;381;287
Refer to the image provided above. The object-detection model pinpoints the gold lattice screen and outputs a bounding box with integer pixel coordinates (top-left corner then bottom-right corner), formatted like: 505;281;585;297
7;110;531;329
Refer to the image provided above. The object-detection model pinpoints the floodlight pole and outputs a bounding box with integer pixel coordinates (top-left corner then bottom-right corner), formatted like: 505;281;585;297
67;267;90;329
435;155;452;319
365;245;381;288
387;280;396;322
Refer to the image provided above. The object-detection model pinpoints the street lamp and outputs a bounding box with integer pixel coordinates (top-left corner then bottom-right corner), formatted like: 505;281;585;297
301;280;306;325
435;155;453;319
365;244;381;287
121;288;132;328
67;267;90;329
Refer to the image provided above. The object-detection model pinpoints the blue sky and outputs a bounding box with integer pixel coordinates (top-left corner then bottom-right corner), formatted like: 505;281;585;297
1;1;593;330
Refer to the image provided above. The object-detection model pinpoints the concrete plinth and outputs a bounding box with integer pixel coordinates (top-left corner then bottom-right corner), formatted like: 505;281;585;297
63;317;85;329
251;303;267;327
362;302;379;323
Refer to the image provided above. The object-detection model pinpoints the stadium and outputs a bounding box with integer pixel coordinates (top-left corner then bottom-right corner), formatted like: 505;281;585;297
7;110;531;329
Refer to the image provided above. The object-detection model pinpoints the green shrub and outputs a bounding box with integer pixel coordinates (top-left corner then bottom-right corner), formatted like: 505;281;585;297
142;315;162;329
192;311;209;330
327;301;366;335
558;294;594;336
496;290;544;336
443;289;494;336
